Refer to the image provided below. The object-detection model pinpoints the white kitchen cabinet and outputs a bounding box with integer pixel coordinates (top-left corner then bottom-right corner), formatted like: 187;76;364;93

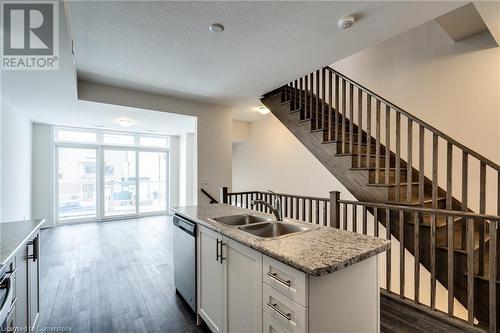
5;229;41;332
196;223;380;333
262;255;379;333
28;232;40;330
198;226;223;333
197;225;263;333
222;237;262;333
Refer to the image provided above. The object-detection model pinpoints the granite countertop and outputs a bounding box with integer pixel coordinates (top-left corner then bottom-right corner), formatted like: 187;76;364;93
0;219;45;266
172;204;390;276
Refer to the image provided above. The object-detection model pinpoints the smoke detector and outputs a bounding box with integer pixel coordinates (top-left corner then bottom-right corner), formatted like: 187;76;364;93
209;23;224;33
338;16;355;29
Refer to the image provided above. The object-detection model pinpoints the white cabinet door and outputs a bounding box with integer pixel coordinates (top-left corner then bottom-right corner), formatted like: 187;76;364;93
198;226;223;333
28;233;40;331
222;237;263;333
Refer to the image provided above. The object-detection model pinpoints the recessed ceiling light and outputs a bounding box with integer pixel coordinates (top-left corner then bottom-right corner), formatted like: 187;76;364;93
95;125;107;128
209;23;224;33
257;106;270;115
338;16;355;29
116;118;135;128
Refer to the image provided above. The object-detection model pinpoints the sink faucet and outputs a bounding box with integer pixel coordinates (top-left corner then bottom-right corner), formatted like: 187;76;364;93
250;190;283;221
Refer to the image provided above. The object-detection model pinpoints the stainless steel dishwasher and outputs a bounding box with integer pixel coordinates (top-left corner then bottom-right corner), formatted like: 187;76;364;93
173;215;197;312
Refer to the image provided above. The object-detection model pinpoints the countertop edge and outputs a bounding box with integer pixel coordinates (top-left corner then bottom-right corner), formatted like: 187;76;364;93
1;218;45;266
172;207;389;276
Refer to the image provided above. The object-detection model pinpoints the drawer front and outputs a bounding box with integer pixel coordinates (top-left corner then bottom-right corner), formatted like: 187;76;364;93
263;256;308;307
263;311;291;333
263;283;308;333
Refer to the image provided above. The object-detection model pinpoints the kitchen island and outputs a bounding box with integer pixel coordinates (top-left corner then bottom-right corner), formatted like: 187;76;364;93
173;204;389;333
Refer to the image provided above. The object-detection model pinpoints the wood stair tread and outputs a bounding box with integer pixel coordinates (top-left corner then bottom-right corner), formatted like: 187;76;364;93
387;197;446;206
337;153;388;158
351;166;407;171
405;215;462;228
367;182;419;187
470;274;500;284
436;228;488;251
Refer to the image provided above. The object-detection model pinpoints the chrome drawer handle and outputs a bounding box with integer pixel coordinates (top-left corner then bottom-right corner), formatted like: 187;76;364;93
267;302;291;321
267;271;291;287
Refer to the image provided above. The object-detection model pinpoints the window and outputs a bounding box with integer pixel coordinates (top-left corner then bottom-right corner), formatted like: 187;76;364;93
139;151;167;213
103;133;134;145
57;147;97;220
103;150;137;217
140;136;168;147
57;129;96;143
55;127;170;223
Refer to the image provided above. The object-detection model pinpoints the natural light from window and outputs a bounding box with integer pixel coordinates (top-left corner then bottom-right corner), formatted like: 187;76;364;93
55;127;170;223
139;136;168;147
57;129;97;143
103;133;135;145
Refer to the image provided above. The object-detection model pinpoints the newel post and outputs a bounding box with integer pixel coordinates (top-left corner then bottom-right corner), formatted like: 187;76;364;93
219;187;228;204
329;191;340;228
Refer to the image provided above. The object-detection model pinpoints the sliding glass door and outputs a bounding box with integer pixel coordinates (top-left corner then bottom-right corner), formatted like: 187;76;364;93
55;128;170;224
56;147;97;221
138;151;168;213
103;149;137;218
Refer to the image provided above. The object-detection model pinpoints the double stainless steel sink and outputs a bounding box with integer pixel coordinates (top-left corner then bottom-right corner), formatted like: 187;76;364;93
211;214;273;226
211;214;314;239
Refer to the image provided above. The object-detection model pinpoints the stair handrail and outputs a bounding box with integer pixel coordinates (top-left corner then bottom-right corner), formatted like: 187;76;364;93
336;198;500;221
201;188;218;204
222;188;499;221
325;66;499;171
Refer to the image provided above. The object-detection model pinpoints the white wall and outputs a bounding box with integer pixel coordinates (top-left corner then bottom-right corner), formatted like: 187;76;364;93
174;131;199;207
78;81;233;205
1;101;33;222
185;133;196;205
169;135;180;209
178;134;187;206
232;114;354;200
232;120;250;143
32;124;55;228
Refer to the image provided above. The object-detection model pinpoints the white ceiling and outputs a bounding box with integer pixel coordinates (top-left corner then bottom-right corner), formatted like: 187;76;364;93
16;98;196;136
68;1;465;122
1;2;196;136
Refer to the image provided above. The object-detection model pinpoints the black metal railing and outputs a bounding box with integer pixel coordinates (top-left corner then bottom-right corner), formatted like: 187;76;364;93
201;188;218;204
220;187;499;332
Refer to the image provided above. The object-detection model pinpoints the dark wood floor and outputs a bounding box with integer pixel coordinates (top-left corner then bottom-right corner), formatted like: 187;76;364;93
38;216;471;333
38;216;209;333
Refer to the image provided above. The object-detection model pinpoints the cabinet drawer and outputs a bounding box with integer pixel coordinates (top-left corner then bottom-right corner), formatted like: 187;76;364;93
263;311;291;333
263;283;308;333
263;256;308;307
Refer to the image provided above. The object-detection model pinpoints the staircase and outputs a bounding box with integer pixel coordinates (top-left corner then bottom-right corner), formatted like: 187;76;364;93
260;66;499;331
